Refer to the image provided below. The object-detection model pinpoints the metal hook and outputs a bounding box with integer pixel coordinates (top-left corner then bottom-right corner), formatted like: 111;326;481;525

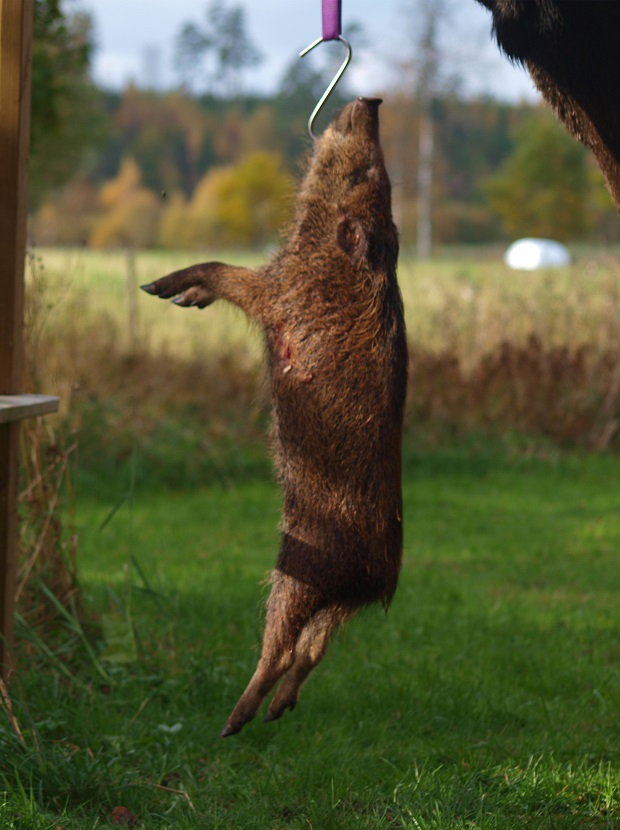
299;35;352;140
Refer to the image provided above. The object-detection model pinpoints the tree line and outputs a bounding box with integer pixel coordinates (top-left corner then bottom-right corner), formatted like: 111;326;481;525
29;0;619;251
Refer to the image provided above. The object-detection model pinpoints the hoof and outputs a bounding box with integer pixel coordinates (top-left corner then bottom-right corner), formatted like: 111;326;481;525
220;720;245;738
263;700;296;723
172;295;196;306
140;282;157;294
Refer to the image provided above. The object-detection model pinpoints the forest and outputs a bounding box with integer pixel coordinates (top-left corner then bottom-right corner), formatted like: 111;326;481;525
30;0;620;253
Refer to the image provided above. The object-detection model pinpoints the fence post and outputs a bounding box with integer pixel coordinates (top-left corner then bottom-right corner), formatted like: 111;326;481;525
0;0;35;678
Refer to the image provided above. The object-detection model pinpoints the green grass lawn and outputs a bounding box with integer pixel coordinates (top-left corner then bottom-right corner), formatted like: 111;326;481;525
3;440;620;828
7;245;619;826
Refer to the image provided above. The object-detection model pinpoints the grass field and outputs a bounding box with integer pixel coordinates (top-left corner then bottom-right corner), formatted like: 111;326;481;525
28;246;620;455
2;247;619;828
3;441;620;828
32;245;620;365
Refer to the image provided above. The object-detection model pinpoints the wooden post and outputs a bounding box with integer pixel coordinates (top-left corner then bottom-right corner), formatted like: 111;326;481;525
126;248;138;351
0;0;35;678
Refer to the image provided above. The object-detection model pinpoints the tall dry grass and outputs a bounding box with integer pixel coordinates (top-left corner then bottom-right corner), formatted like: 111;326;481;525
25;246;620;455
16;253;79;635
400;251;620;448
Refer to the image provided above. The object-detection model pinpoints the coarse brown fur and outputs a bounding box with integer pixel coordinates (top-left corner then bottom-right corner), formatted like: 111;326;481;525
476;0;620;213
141;98;408;737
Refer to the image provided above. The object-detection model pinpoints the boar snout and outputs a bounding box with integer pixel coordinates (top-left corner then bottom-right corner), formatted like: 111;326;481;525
333;97;382;138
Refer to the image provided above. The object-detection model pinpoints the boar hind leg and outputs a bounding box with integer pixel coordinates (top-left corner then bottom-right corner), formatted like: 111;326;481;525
220;572;336;737
220;572;308;737
264;605;346;723
141;262;269;324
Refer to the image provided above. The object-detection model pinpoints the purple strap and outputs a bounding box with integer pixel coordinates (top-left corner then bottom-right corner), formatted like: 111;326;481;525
322;0;341;41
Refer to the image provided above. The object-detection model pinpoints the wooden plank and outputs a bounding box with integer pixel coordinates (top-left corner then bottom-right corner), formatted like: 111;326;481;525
0;395;60;425
0;0;35;678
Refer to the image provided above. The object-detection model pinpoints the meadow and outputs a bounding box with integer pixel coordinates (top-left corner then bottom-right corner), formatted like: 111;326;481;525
31;246;620;365
2;247;620;828
29;245;620;452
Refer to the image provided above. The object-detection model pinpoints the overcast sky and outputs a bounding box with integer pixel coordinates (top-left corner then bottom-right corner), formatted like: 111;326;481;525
83;0;540;102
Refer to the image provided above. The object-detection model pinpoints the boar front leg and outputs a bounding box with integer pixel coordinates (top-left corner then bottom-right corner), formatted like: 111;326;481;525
141;261;270;324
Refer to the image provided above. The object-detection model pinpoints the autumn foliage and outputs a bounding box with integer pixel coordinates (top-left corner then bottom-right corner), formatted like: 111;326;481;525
30;85;620;250
35;147;294;250
158;151;294;248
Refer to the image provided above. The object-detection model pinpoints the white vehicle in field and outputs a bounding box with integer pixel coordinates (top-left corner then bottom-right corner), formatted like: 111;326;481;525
503;238;571;270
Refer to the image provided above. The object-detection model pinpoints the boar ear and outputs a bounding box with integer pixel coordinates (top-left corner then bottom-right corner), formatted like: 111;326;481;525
336;214;368;262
